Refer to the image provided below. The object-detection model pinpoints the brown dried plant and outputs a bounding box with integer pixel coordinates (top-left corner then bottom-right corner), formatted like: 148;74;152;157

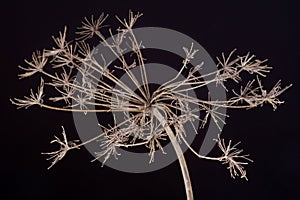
11;11;291;200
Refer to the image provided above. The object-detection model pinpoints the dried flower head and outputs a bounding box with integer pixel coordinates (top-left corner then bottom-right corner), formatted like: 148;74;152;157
11;11;291;200
214;135;253;180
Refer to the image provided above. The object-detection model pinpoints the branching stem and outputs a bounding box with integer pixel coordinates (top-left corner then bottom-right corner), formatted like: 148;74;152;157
153;107;194;200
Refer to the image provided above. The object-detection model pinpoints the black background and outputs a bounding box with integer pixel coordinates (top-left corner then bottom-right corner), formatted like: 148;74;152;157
1;0;299;199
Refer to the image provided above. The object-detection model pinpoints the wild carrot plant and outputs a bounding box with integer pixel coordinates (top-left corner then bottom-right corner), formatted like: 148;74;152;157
11;11;291;200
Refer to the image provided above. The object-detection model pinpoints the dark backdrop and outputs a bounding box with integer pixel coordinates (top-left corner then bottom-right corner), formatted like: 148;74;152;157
1;0;299;199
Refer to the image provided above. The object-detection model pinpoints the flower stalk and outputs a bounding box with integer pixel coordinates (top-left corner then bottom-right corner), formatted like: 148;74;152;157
153;107;193;200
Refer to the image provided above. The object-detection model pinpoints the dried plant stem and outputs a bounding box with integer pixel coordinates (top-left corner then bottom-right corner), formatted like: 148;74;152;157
153;108;193;200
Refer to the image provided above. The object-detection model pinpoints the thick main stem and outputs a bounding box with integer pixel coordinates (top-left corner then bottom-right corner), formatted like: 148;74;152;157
153;108;194;200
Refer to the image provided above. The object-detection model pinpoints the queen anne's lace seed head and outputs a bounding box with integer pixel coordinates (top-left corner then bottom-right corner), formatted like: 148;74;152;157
11;10;291;200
